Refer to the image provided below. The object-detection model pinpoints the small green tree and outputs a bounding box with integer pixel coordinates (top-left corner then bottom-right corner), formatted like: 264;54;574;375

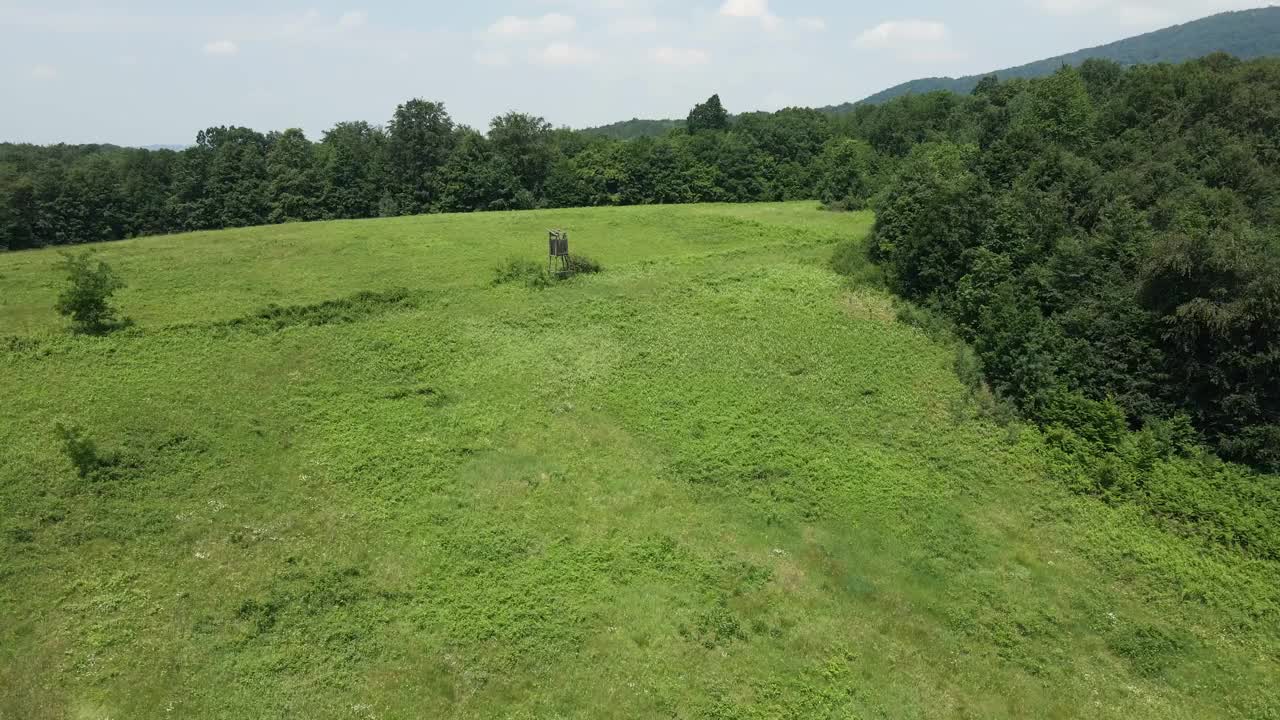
54;251;126;333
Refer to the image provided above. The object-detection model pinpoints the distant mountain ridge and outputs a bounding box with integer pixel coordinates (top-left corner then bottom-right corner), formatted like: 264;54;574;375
828;5;1280;109
582;6;1280;138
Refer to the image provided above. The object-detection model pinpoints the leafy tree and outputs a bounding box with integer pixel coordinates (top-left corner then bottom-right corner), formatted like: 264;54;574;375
319;121;386;220
1011;67;1097;151
266;129;322;223
386;99;455;214
816;138;879;209
871;142;988;298
487;113;554;197
437;129;521;212
687;94;730;134
972;75;1001;97
54;250;127;333
0;172;39;250
1142;219;1280;466
197;126;271;228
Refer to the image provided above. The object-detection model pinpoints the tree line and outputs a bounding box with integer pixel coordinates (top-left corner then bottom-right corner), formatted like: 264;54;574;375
867;55;1280;471
0;93;875;250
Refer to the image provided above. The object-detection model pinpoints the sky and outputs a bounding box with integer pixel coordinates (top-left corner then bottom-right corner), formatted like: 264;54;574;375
0;0;1271;146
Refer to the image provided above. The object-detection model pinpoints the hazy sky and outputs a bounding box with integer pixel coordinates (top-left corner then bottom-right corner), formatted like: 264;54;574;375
1;0;1269;145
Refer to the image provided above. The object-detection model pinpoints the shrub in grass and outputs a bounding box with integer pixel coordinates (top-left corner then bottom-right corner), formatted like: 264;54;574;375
830;236;883;287
893;301;952;343
494;255;602;288
54;251;128;334
566;254;602;275
493;258;551;288
493;258;543;285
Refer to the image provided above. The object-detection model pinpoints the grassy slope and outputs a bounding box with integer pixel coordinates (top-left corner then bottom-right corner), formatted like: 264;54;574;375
1;203;1277;719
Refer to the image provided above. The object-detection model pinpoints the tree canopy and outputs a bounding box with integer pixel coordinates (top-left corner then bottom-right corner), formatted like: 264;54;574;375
686;94;730;134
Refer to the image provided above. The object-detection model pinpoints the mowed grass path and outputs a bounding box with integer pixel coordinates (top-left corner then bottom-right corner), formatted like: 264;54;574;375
1;203;1277;719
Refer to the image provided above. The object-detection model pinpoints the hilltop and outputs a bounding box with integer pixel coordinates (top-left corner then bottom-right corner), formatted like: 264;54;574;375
2;203;1278;717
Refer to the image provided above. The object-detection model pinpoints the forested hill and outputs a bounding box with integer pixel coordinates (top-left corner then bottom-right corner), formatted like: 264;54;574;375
833;6;1280;108
581;6;1280;137
581;117;685;140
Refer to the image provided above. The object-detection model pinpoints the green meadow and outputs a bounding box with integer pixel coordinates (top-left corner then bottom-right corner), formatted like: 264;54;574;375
1;203;1277;719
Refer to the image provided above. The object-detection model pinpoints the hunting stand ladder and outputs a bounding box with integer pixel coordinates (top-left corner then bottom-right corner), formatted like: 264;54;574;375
548;229;571;277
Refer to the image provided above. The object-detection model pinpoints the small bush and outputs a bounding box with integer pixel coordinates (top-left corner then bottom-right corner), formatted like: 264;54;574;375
973;384;1021;427
894;301;952;342
494;255;602;288
493;258;543;285
953;345;984;391
830;237;883;286
1036;391;1128;451
565;254;602;275
54;251;129;334
1135;413;1201;461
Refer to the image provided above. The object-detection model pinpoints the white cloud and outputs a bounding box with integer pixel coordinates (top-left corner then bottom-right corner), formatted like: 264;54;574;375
719;0;769;18
797;16;826;32
609;16;659;34
338;10;368;29
855;20;949;48
489;13;576;36
533;0;630;8
202;39;239;56
719;0;780;30
649;47;710;66
31;64;58;80
854;20;965;63
278;9;368;45
532;42;599;65
1036;0;1261;26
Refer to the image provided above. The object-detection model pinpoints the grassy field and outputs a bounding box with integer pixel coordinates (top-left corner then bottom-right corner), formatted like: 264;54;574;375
1;202;1277;719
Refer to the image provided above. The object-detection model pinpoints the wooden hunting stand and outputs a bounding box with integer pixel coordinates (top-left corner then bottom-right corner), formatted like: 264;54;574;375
548;229;571;277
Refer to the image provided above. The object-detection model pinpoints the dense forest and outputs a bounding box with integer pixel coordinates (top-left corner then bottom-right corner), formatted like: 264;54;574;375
865;56;1280;477
582;117;686;141
3;54;1280;479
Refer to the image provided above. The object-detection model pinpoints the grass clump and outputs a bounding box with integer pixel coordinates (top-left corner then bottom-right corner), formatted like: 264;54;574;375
1107;623;1192;678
